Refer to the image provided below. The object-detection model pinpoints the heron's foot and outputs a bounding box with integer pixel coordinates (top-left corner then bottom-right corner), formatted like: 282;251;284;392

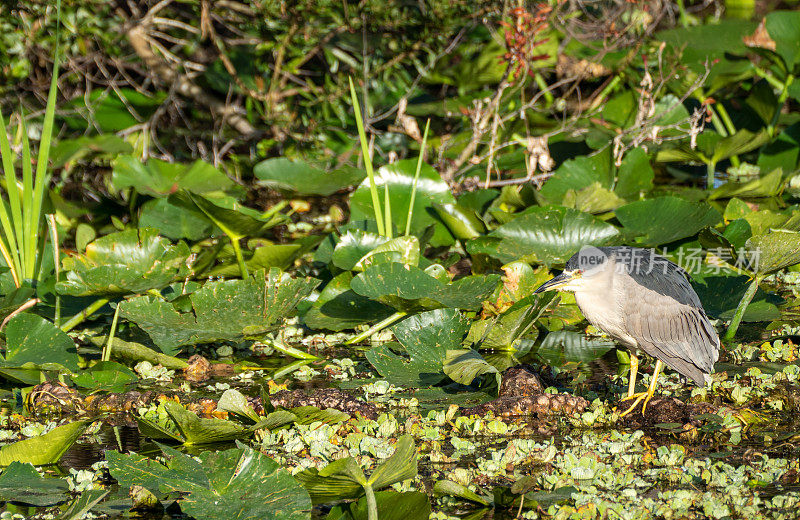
618;390;656;417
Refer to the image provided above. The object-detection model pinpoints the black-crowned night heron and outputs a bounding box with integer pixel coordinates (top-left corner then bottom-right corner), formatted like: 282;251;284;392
534;246;720;416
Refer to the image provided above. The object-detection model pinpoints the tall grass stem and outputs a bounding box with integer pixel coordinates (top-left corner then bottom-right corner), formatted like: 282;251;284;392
405;120;430;236
348;77;385;236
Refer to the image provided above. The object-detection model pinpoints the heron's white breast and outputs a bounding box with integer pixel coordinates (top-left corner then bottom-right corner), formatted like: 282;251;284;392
573;270;638;347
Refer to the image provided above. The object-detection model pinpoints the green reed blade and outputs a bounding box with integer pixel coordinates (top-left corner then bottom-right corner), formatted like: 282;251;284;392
348;77;385;236
405;119;430;237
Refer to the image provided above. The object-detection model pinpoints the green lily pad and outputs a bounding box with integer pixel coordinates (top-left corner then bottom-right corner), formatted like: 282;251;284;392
758;123;800;175
56;228;190;297
539;151;613;204
165;401;250;445
466;206;620;266
442;349;499;386
349;159;456;247
742;209;795;236
254;158;366;196
615;147;655;199
64;88;165;132
70;361;138;392
709;168;784;200
351;263;499;312
615;196;722;246
330;232;419;272
366;309;469;386
656;19;756;81
112;155;242;198
466;293;557;350
563;182;626;214
51;134;133;168
331;230;390;271
138;198;213;241
0;420;90;466
120;269;318;355
431;203;486;240
217;389;262;423
352;236;420;272
0;313;78;371
693;274;780;321
296;435;417;504
433;480;491;506
169;191;288;240
0;462;69;506
723;198;752;221
303;272;394;331
657;129;771;165
745;230;800;274
766;10;800;69
108;443;311;520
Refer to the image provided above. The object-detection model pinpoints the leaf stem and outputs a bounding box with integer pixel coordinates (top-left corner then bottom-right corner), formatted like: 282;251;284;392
713;103;739;167
345;311;407;345
533;72;554;106
751;65;786;91
61;298;110;332
103;303;121;362
231;237;249;279
769;74;794;136
271;359;314;379
46;214;60;327
364;483;378;520
724;275;761;342
269;339;320;360
706;160;716;190
588;74;622;112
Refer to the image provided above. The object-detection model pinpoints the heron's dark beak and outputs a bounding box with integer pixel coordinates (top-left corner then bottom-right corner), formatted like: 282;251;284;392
533;271;578;293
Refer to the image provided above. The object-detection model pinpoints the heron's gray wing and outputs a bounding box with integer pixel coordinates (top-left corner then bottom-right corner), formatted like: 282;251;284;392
617;266;720;385
603;247;702;307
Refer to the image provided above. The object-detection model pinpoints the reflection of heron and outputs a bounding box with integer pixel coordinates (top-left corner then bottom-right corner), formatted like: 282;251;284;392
535;246;720;415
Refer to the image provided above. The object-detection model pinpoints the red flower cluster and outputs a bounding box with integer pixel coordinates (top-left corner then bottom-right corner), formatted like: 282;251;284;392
500;5;552;80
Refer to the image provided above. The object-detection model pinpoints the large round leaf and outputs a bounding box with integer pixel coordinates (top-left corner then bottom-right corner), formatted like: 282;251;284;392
0;421;90;466
56;228;190;297
112;155;241;198
350;263;499;312
539;151;613;204
108;444;310;520
466;206;620;266
349;159;456;246
366;308;469;386
1;313;78;371
615;196;722;247
120;269;318;355
765;10;800;69
331;230;390;271
254;158;366;196
139;198;213;241
745;230;800;274
302;272;394;331
169;192;287;240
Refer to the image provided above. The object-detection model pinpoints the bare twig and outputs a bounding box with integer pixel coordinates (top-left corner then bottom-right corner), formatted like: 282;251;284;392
127;23;255;135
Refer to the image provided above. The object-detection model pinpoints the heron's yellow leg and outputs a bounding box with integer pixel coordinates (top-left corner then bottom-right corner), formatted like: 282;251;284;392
640;360;663;415
627;352;639;398
620;360;664;417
